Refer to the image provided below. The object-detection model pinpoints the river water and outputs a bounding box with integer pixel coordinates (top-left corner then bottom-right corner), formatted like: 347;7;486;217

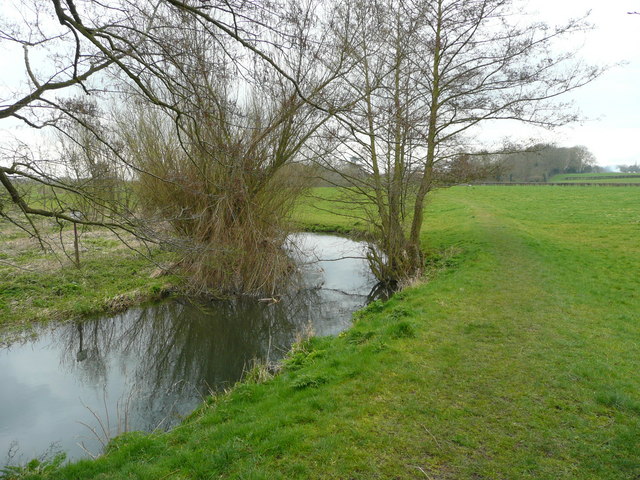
0;233;377;465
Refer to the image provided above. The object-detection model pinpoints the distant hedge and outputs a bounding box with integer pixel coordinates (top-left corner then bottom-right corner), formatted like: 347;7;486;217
469;182;640;187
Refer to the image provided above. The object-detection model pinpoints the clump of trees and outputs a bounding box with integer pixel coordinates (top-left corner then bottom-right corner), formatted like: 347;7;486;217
486;144;599;183
618;163;640;173
1;0;603;293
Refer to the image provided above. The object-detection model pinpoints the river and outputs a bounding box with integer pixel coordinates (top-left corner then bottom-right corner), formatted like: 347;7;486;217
0;233;377;465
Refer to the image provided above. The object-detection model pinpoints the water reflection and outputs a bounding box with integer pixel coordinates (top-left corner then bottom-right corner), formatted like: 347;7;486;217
0;233;377;463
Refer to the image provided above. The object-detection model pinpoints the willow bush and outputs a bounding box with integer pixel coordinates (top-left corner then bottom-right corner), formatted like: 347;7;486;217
121;94;312;296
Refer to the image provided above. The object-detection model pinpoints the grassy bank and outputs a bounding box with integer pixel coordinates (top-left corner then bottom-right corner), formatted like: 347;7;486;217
0;218;177;339
9;185;640;478
294;187;368;234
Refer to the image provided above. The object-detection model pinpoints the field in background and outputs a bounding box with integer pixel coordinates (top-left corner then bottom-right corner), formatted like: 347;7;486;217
24;185;640;480
549;172;640;183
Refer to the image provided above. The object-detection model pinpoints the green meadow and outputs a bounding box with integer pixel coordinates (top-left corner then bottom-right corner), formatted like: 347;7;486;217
549;172;640;183
5;185;640;479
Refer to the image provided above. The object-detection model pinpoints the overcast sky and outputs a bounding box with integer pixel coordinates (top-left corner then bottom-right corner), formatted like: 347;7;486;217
1;0;639;168
524;0;640;167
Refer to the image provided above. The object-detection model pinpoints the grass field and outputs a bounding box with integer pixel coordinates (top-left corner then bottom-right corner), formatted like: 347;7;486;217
5;185;640;479
549;172;640;183
0;216;177;341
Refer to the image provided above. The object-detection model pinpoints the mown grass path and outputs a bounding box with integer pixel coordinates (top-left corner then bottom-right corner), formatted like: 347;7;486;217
24;186;640;479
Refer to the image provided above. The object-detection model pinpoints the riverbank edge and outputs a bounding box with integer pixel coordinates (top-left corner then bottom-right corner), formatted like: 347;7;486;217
3;224;415;473
0;282;178;346
11;290;420;479
0;221;365;341
8;246;461;479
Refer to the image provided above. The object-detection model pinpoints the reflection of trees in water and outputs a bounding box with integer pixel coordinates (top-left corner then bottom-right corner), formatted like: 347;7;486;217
367;282;394;303
59;317;118;386
54;286;327;431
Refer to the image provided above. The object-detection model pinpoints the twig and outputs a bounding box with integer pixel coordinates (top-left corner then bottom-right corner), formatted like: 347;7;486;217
76;420;107;449
158;469;181;480
79;398;110;447
410;465;433;479
0;259;37;272
422;424;442;450
76;441;99;460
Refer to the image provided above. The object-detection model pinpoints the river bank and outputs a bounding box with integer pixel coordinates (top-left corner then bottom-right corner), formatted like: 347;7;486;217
1;233;377;465
0;220;178;340
0;188;357;335
3;186;640;479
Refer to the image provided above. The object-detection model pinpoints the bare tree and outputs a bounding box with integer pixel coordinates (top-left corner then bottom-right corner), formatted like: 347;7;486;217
0;0;122;234
316;0;603;285
110;2;339;295
1;0;343;294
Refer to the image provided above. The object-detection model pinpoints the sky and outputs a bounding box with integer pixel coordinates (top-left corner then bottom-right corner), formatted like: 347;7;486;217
1;0;639;168
523;0;640;167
